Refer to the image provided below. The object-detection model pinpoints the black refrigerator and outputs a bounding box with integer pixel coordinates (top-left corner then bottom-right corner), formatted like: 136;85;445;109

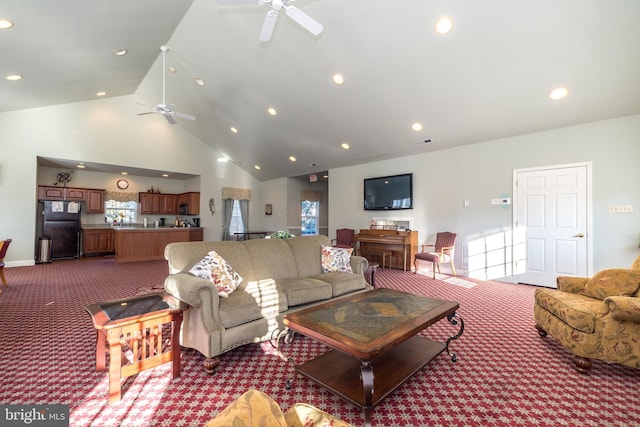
41;200;81;259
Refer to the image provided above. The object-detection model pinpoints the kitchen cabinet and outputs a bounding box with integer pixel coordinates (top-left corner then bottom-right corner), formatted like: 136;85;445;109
161;194;177;214
113;227;203;262
139;193;161;214
66;188;86;200
82;228;114;255
38;186;66;200
85;190;105;213
38;186;105;213
178;192;200;215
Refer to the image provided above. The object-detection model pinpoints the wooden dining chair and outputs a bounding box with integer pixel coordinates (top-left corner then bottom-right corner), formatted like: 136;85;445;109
414;232;456;279
0;239;12;292
331;228;355;249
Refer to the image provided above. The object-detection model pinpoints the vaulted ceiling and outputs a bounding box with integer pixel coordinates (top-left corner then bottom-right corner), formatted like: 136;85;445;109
3;0;640;181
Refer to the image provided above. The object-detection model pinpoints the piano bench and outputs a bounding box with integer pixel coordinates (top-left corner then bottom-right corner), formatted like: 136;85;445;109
360;250;392;269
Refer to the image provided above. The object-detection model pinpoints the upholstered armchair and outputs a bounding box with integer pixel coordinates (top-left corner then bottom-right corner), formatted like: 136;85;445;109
534;256;640;373
332;228;355;249
414;232;457;278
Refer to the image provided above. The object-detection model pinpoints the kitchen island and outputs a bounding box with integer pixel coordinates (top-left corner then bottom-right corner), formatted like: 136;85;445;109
112;226;203;263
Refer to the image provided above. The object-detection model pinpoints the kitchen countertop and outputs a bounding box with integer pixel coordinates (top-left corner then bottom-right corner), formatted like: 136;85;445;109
82;224;201;230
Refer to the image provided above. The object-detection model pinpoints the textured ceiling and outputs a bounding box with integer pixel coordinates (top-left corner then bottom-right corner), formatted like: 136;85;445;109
3;0;640;181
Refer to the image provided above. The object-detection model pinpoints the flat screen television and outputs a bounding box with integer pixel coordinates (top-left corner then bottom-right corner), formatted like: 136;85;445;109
364;173;413;210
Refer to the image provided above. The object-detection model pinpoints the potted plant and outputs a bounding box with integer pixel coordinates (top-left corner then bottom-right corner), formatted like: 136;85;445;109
270;230;294;239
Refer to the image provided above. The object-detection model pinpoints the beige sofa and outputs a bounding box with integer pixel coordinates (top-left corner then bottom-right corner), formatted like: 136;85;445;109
164;235;371;373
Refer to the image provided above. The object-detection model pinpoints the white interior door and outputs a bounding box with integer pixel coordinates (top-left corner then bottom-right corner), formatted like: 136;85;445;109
513;163;591;287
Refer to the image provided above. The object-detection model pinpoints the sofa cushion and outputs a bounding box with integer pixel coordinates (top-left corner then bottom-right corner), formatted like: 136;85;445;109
311;272;368;297
243;239;300;280
535;288;604;333
188;250;243;297
219;280;288;329
581;269;640;300
276;277;332;306
286;235;329;278
321;245;353;273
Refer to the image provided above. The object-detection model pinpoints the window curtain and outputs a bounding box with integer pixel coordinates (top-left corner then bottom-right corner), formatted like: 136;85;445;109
221;187;252;241
221;198;235;241
239;200;249;235
301;190;322;202
104;191;139;202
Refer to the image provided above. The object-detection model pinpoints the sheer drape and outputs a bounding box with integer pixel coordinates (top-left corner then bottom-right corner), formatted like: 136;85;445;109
221;198;235;241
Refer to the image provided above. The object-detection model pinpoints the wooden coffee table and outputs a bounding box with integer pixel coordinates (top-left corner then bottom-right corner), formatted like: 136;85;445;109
283;288;463;426
86;292;188;402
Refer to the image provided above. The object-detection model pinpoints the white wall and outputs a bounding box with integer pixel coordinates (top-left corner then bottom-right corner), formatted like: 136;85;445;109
0;95;264;264
329;114;640;275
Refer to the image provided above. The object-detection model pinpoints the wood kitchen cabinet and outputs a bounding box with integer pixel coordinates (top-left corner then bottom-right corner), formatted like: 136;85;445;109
85;189;105;213
178;192;200;215
66;188;86;200
139;193;161;214
38;186;105;213
161;194;177;214
82;228;115;255
38;186;66;200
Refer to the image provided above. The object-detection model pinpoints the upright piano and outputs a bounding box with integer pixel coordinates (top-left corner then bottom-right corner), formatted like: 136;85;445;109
354;229;418;271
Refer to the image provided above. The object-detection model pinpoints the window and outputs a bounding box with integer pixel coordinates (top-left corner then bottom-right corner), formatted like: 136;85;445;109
228;200;244;235
301;200;319;235
105;200;138;224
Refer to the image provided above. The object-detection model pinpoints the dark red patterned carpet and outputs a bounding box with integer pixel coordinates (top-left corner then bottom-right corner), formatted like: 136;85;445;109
0;258;638;426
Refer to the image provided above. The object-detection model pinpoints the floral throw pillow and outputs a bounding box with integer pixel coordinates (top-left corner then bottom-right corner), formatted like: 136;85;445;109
189;250;243;297
321;245;353;273
581;269;640;300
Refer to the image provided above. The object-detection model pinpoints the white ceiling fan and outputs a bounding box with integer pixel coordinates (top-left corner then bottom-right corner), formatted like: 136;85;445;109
137;45;196;125
218;0;323;42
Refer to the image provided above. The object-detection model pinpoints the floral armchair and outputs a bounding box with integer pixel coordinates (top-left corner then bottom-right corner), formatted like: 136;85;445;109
534;256;640;373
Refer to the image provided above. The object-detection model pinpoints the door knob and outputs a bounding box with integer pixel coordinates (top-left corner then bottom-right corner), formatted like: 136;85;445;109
573;233;585;238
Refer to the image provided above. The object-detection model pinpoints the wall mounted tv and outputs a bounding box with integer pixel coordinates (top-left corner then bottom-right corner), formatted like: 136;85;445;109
364;173;413;210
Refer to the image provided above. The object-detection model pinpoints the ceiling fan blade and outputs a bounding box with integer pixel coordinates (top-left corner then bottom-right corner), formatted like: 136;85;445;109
259;10;278;41
285;5;323;36
136;112;155;116
164;113;177;125
173;111;196;121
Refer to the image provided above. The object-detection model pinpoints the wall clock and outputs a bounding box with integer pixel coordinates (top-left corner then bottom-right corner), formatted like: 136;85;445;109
117;179;129;190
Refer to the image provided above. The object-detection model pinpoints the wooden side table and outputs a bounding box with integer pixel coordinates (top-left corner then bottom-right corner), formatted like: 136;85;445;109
86;292;188;402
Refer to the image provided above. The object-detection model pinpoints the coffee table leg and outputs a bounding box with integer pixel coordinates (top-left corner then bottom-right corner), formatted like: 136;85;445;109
360;361;374;427
171;313;183;378
445;313;465;362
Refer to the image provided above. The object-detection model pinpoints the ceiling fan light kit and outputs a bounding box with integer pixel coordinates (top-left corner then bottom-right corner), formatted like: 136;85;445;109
137;45;196;124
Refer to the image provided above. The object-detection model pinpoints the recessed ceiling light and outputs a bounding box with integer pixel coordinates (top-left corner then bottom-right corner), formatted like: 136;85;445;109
411;122;423;132
121;172;128;175
230;127;238;134
96;91;107;96
0;19;14;29
217;157;229;163
195;77;205;86
112;49;128;56
254;165;261;170
435;16;453;34
162;173;169;177
332;73;345;85
289;156;297;162
5;74;22;81
341;142;350;150
169;66;177;74
77;164;85;169
549;87;569;100
323;175;329;179
267;107;277;116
